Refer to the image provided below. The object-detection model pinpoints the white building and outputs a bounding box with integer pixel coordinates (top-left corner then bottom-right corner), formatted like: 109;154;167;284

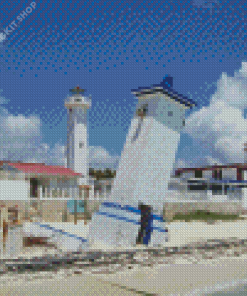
169;164;247;208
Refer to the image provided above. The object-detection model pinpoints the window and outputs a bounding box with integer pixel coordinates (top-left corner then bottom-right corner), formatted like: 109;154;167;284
75;99;81;102
79;142;84;148
183;120;185;126
218;170;222;180
136;104;148;117
195;170;203;178
168;111;173;116
189;185;207;191
212;185;223;195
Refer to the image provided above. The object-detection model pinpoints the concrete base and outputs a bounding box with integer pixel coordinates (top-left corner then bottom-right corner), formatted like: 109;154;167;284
88;201;168;248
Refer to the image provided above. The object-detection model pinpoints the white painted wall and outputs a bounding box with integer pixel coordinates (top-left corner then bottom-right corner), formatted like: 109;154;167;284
242;188;247;209
166;189;208;202
109;94;186;212
0;180;30;200
181;171;195;179
222;168;237;180
203;170;213;179
132;118;181;210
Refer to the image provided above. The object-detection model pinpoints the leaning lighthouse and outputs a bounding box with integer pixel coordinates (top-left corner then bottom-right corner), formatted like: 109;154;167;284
88;76;196;249
65;86;91;186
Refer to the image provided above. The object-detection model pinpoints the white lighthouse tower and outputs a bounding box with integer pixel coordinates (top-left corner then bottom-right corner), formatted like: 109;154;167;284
65;86;91;186
88;76;196;249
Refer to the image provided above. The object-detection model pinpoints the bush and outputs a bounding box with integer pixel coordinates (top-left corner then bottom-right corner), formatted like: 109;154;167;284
172;210;241;222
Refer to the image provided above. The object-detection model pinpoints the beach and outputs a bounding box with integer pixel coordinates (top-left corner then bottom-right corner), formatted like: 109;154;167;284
0;256;247;295
1;219;247;295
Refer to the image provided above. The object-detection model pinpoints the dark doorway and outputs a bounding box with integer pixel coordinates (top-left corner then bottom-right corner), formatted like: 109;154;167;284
30;178;39;198
136;204;153;245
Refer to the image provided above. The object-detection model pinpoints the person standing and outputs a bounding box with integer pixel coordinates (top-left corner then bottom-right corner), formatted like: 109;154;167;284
136;204;153;245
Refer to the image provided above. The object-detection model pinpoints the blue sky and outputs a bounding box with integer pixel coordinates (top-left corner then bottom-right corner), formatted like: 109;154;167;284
0;0;246;169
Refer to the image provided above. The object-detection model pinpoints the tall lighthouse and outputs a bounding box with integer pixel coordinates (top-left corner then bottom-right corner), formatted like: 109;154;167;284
65;86;91;186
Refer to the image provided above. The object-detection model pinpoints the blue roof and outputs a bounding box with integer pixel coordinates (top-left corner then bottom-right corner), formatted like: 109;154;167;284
131;75;196;108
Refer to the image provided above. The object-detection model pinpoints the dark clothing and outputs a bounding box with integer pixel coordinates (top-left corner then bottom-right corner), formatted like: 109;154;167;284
136;205;153;245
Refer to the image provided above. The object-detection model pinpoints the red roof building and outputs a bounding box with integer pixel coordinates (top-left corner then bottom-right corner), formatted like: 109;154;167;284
6;162;82;177
175;163;247;181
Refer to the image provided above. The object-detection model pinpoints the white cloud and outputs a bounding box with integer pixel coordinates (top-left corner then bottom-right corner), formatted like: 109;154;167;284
89;146;120;169
4;114;41;136
184;61;247;165
174;155;223;170
0;96;119;169
204;156;223;166
174;159;192;169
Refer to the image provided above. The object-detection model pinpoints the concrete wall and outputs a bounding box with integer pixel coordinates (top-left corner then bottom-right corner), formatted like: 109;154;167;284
203;170;212;179
0;180;30;200
222;168;237;179
40;200;68;223
0;200;28;225
166;189;208;201
242;188;247;209
84;200;101;220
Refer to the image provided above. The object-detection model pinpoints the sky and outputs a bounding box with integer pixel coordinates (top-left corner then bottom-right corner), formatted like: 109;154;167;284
0;0;246;170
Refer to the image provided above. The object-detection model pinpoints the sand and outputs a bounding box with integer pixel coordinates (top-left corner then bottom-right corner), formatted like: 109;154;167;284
0;256;246;295
83;257;247;295
3;219;247;295
165;219;247;247
0;272;138;295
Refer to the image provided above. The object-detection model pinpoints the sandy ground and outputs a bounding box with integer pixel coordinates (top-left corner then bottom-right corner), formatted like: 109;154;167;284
0;272;138;296
2;219;247;295
0;257;247;295
164;219;247;247
90;257;247;295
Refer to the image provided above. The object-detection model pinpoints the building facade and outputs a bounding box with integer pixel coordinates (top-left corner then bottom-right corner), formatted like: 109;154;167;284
0;161;84;224
168;164;247;207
